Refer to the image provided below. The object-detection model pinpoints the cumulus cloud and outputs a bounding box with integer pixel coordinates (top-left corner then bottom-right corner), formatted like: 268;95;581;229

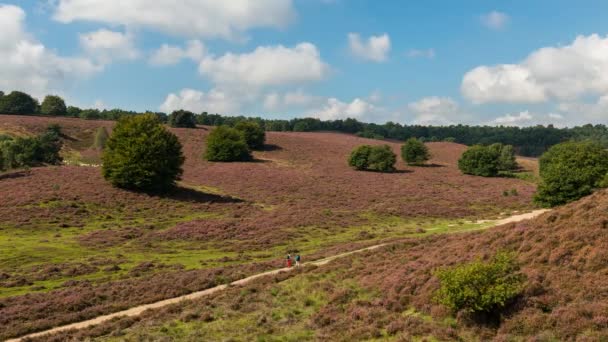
0;4;100;98
79;29;139;63
199;43;329;88
52;0;295;40
480;11;509;30
149;40;205;66
408;96;463;125
492;111;533;125
160;88;243;115
462;34;608;104
263;90;320;111
406;48;435;59
310;97;376;120
348;33;391;62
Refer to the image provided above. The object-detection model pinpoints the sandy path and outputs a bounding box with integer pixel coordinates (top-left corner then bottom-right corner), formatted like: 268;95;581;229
5;209;548;342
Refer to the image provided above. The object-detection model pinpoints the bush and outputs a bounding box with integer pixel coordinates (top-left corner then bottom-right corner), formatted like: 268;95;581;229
458;145;500;177
168;110;197;128
0;91;38;115
348;145;396;172
234;121;266;150
490;143;517;171
0;125;63;170
401;138;430;165
204;126;252;162
93;127;110;150
40;95;67;116
102;114;184;192
66;106;82;117
534;141;608;207
435;252;525;315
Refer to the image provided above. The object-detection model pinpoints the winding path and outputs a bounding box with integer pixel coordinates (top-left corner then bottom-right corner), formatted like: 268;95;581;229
5;209;548;342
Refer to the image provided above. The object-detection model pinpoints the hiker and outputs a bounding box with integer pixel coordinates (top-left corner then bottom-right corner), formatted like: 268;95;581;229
286;253;292;268
295;254;301;267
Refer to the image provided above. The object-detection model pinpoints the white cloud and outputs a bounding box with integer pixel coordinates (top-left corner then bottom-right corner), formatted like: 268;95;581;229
310;97;376;120
199;43;329;88
149;40;205;66
348;33;391;62
492;111;533;125
53;0;295;40
160;88;242;114
408;96;463;125
263;90;320;111
79;29;139;63
480;11;509;30
407;48;435;59
548;113;564;120
462;34;608;104
0;4;100;98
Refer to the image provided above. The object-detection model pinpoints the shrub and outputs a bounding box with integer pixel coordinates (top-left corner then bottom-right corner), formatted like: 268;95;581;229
0;91;38;115
102;114;184;192
534;141;608;207
79;109;101;120
401;138;430;166
458;145;500;177
348;145;396;172
204;126;252;162
0;125;62;170
234;121;266;150
93;127;110;150
435;252;525;315
490;143;517;171
40;95;67;116
66;106;82;117
168;110;197;128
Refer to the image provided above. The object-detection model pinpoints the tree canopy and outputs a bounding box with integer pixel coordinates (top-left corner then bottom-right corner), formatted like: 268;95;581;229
204;126;252;162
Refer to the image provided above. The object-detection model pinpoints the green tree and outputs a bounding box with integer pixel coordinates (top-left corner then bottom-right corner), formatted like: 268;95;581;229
168;110;197;128
0;91;38;115
234;121;266;150
435;252;525;315
489;143;517;171
401;138;430;166
40;95;67;116
93;127;110;150
66;106;82;117
348;145;396;172
204;126;252;162
102;114;184;192
534;141;608;207
458;145;500;177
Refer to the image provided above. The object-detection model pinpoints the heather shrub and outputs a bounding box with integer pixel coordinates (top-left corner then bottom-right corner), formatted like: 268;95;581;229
102;114;184;192
93;127;109;150
435;252;525;315
168;110;197;128
234;121;266;150
348;145;396;172
40;95;67;116
534;141;608;207
458;145;500;177
204;126;252;162
0;91;38;115
401;138;430;165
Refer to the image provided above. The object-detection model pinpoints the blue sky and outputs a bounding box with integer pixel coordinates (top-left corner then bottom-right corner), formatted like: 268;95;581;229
2;1;608;126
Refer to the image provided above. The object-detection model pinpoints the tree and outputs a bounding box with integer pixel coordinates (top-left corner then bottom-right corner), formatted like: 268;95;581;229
168;110;197;128
435;252;525;315
93;127;110;150
458;145;500;177
204;126;251;162
401;138;430;166
102;114;184;192
534;141;608;207
66;106;82;117
0;125;62;169
348;145;396;172
234;121;266;150
490;143;517;171
40;95;67;116
0;91;38;115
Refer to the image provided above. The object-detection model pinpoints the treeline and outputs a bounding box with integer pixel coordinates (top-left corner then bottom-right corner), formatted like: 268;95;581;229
3;90;608;157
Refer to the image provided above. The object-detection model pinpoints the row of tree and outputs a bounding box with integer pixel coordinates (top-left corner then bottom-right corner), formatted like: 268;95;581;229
348;138;430;172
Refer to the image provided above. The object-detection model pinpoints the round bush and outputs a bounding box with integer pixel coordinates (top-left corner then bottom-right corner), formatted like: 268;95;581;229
168;110;197;128
0;91;38;115
534;141;608;207
458;145;500;177
234;121;266;150
102;114;184;192
348;145;396;172
40;95;67;116
205;126;252;162
401;138;430;165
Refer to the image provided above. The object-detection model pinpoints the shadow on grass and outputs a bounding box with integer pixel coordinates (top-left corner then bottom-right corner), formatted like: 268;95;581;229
259;144;283;152
409;163;445;168
161;186;244;204
0;170;31;181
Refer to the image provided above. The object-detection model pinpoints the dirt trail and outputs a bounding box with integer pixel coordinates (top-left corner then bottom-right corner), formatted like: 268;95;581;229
5;209;548;342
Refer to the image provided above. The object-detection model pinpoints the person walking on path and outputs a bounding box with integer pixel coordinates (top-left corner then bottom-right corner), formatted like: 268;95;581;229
286;253;292;268
295;254;301;267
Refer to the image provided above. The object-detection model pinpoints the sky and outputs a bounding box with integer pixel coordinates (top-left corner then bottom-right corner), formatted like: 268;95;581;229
2;1;608;127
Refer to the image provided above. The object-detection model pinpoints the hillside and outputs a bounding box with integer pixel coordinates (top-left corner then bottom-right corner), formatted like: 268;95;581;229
0;115;537;340
35;189;608;341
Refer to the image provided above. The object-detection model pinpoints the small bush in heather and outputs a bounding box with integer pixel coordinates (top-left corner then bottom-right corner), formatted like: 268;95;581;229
234;121;266;150
102;114;184;192
40;95;67;116
0;91;38;115
204;126;252;162
458;145;500;177
93;127;109;150
0;125;62;170
348;145;396;172
435;252;525;315
401;138;430;166
534;141;608;207
490;143;518;171
168;110;197;128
